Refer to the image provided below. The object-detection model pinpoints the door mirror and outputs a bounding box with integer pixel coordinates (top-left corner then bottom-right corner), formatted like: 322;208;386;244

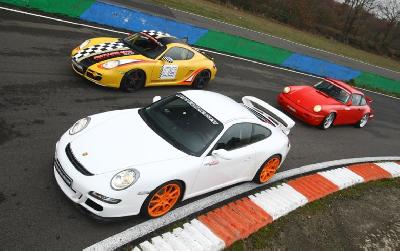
152;96;161;103
365;96;373;104
211;149;231;160
161;56;173;63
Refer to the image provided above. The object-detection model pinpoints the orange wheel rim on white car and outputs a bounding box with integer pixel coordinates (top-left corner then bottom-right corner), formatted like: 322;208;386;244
260;157;281;183
147;183;181;217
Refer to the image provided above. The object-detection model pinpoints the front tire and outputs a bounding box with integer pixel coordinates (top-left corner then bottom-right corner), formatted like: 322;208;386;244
141;181;183;218
192;70;211;89
320;112;335;130
120;69;145;92
355;113;369;128
253;155;281;184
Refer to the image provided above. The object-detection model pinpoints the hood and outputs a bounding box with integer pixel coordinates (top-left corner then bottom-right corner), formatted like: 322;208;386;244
70;109;187;175
73;37;139;63
288;86;341;110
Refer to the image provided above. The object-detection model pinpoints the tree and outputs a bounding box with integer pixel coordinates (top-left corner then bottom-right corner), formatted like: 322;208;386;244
342;0;377;43
376;0;400;46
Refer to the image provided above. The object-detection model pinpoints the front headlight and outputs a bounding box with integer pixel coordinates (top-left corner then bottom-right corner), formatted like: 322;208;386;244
102;59;139;69
313;105;322;113
111;169;140;190
102;60;120;69
283;87;291;93
79;39;90;50
69;117;91;135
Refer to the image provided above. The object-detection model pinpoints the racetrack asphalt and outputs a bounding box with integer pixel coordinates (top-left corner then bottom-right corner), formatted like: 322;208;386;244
0;8;399;250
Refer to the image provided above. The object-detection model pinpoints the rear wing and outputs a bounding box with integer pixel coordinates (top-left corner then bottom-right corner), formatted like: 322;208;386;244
242;96;295;135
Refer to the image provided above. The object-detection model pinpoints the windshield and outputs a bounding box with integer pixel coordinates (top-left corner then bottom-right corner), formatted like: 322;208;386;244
122;33;166;59
313;81;350;103
139;94;223;156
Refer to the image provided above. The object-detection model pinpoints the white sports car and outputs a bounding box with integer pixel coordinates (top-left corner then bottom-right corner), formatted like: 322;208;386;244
54;90;294;218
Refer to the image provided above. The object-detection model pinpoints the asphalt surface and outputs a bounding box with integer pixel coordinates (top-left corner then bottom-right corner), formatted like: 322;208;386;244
0;8;399;250
110;0;400;80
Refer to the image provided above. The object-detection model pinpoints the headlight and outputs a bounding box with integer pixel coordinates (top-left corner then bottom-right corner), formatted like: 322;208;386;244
313;105;322;112
102;60;120;69
283;87;291;93
111;169;139;190
102;59;139;69
69;117;91;135
79;39;90;50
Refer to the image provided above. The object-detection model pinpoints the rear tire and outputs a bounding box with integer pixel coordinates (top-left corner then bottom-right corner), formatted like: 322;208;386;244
320;112;335;130
120;69;145;92
253;155;281;184
141;181;183;218
355;113;369;128
192;70;211;89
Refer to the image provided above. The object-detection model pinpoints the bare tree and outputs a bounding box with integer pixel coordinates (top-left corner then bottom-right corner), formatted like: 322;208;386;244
342;0;377;43
377;0;400;45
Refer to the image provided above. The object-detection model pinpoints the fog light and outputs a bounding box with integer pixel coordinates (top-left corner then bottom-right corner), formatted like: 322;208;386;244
89;191;121;204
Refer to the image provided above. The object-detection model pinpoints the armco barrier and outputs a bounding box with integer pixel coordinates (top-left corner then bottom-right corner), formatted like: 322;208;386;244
131;161;400;250
1;0;399;94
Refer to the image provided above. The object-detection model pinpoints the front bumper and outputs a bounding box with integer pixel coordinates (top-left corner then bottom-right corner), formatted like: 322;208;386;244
71;59;122;88
277;94;325;126
54;135;147;218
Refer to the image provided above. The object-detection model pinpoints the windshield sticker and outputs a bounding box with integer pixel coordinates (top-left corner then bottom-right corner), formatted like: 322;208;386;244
177;94;219;125
160;65;178;79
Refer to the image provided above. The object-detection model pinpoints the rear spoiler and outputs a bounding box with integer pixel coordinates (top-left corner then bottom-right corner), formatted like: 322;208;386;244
242;96;295;135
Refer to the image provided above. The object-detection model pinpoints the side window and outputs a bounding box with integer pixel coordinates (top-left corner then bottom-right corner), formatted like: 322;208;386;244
164;47;194;60
215;123;252;151
251;124;271;143
359;96;366;106
351;94;362;106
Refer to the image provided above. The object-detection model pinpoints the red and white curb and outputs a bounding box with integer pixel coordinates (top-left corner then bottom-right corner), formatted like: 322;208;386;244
131;161;400;251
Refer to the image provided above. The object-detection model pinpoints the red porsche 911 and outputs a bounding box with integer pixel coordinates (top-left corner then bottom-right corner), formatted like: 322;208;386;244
278;78;374;130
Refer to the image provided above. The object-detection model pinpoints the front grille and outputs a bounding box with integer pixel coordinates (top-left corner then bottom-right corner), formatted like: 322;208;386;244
54;159;73;186
65;143;94;176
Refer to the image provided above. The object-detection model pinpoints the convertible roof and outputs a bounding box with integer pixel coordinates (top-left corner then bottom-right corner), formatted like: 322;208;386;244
181;90;257;124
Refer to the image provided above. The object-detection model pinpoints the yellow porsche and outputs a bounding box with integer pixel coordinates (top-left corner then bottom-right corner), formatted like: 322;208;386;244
71;31;217;92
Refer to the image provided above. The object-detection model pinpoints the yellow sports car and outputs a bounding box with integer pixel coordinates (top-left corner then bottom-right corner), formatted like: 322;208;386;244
71;30;217;92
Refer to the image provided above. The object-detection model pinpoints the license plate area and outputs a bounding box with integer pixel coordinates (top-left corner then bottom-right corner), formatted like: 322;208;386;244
287;105;296;113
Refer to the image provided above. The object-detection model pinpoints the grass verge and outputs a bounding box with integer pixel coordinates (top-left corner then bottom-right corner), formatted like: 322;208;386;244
149;0;400;72
227;177;400;250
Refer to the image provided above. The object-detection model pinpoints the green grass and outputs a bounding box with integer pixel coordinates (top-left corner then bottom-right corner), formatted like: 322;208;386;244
226;177;400;250
149;0;400;72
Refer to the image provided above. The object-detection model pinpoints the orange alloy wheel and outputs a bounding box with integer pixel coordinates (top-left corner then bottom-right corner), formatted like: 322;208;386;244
259;157;281;183
147;183;181;217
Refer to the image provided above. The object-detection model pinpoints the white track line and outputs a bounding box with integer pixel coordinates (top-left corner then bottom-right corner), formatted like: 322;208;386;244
84;156;400;251
0;6;399;101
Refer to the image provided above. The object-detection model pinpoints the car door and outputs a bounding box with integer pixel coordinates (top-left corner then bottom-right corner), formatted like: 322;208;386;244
191;123;256;195
151;47;194;84
347;94;365;123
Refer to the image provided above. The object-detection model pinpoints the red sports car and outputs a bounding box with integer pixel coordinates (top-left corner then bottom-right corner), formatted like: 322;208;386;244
278;78;374;129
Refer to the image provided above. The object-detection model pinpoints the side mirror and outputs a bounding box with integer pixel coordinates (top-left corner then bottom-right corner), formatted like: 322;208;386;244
161;56;173;63
211;149;231;160
152;96;161;103
366;96;373;104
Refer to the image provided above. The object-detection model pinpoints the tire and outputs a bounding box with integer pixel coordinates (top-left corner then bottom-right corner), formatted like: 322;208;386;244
141;181;183;218
355;113;369;128
120;69;145;92
253;155;281;184
192;70;211;89
320;112;335;130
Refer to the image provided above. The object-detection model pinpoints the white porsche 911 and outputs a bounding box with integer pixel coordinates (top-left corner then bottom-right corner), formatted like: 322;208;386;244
54;90;294;218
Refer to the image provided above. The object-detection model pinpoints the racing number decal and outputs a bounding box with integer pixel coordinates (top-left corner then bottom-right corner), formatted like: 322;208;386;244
160;65;178;80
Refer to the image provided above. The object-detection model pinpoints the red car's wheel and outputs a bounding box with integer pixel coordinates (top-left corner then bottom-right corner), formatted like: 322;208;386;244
355;113;369;128
320;112;335;130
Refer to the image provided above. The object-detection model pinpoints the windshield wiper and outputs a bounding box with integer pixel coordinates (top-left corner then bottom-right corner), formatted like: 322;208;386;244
315;89;330;98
